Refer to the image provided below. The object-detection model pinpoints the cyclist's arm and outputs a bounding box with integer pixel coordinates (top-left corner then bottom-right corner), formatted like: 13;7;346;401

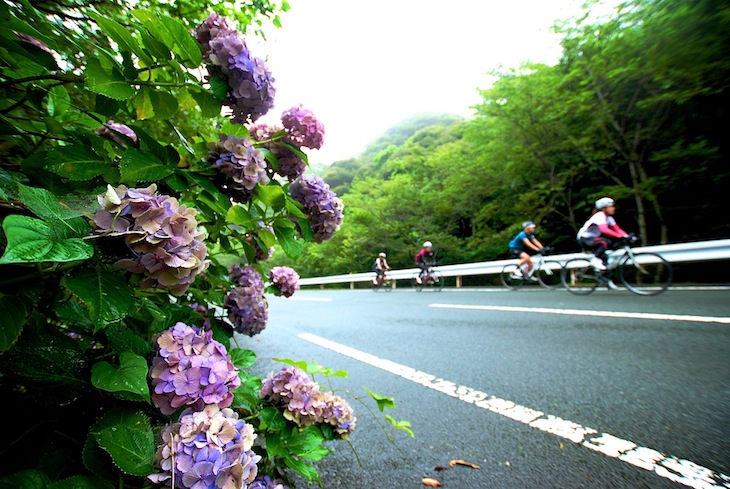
532;238;545;250
522;237;541;252
598;223;627;239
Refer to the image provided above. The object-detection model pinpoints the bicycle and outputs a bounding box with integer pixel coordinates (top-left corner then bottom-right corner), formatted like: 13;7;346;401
412;264;443;291
370;271;392;291
561;237;672;296
500;247;562;290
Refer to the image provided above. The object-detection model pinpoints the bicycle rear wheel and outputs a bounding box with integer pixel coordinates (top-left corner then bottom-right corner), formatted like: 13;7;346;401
537;261;562;289
430;271;443;291
561;258;599;295
619;252;672;296
500;264;525;290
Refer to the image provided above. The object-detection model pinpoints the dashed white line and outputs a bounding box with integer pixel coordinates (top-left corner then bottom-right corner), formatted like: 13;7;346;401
430;303;730;324
298;332;730;489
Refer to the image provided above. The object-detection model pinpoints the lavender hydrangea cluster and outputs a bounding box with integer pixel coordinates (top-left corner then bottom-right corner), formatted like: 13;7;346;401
249;476;290;489
289;175;344;243
225;265;268;337
210;135;269;201
249;122;306;181
281;105;325;150
245;224;275;261
195;14;275;123
268;266;299;298
149;405;260;488
149;322;241;415
93;184;208;295
260;367;356;439
95;120;138;146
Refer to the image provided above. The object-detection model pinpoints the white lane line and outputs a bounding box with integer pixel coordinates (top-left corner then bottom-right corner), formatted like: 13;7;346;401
299;332;730;489
430;303;730;324
289;297;333;302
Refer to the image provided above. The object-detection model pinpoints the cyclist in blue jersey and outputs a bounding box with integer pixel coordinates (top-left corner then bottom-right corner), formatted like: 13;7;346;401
508;221;546;279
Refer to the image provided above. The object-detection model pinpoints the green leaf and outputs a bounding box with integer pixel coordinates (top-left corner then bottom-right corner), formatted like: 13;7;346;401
106;328;151;356
209;76;229;99
256;184;286;210
47;144;108;180
0;296;26;352
260;406;287;431
17;183;90;226
273;358;347;378
91;409;155;476
226;204;257;227
190;88;223;118
84;58;136;101
45;85;70;117
159;16;202;68
364;387;396;411
229;347;256;369
273;224;302;258
0;215;93;264
385;414;415;438
0;469;51;488
149;90;178;118
91;352;150;403
49;475;115;489
89;13;151;66
94;94;119;117
221;120;250;138
64;269;134;329
132;87;154;119
119;147;173;184
82;433;120;481
283;455;321;483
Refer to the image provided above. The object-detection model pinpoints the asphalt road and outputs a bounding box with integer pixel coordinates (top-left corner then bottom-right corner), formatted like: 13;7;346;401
242;287;730;488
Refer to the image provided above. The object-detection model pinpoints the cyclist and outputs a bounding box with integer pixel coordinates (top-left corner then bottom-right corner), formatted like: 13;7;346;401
373;252;390;285
508;221;546;279
414;241;435;284
577;197;630;270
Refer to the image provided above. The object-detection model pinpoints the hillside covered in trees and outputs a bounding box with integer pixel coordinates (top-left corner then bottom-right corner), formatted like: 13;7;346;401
275;0;729;278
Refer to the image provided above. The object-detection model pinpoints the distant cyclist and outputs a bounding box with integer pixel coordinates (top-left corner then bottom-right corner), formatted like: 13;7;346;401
373;252;390;283
577;197;631;270
414;241;435;284
508;221;546;279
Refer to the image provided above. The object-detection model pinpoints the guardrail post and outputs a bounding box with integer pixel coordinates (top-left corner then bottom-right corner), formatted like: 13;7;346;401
456;276;462;288
350;272;354;290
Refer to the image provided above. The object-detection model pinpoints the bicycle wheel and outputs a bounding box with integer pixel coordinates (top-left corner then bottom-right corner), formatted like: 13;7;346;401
619;252;672;296
370;278;379;291
561;258;599;295
537;261;562;289
412;273;423;291
430;271;443;291
500;264;525;290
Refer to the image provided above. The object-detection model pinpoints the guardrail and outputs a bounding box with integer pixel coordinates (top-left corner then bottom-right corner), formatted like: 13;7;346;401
297;239;730;287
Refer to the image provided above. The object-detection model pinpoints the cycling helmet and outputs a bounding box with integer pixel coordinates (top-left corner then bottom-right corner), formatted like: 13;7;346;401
522;221;536;229
379;252;386;258
423;241;432;248
595;197;615;209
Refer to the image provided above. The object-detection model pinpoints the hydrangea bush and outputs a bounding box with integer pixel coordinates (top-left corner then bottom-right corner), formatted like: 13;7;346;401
0;4;411;488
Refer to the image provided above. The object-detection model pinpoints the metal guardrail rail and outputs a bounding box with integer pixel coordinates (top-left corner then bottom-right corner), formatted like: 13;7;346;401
297;239;730;286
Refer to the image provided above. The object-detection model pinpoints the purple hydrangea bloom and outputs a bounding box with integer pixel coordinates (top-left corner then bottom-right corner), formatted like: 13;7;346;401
194;13;234;55
95;120;138;146
249;476;290;489
289;175;343;243
92;184;208;295
149;323;241;415
149;405;260;488
248;122;306;181
260;367;356;438
211;136;269;200
225;265;267;336
281;105;325;150
244;224;275;262
268;266;299;298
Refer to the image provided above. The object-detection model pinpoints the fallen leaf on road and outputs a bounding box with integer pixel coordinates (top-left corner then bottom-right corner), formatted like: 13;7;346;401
434;465;447;471
422;478;442;487
449;459;481;469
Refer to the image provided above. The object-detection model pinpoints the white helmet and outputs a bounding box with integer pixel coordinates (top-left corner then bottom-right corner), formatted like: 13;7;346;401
522;221;536;229
423;241;432;248
595;197;615;209
379;252;386;258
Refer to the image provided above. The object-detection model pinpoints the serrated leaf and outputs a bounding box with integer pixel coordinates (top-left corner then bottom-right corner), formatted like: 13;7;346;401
119;147;173;184
85;58;135;100
159;16;202;68
132;87;154;119
91;409;155;476
283;455;321;483
149;90;178;118
47;144;108;180
17;183;91;231
364;387;396;411
91;352;150;402
273;224;302;258
64;269;134;329
190;88;222;118
82;434;119;481
89;13;151;66
226;204;257;227
0;469;51;488
106;328;151;356
0;215;93;264
229;347;256;368
0;296;26;352
256;184;285;210
260;406;287;431
45;85;70;117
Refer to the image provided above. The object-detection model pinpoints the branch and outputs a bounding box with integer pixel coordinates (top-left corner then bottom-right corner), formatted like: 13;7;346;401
0;74;83;89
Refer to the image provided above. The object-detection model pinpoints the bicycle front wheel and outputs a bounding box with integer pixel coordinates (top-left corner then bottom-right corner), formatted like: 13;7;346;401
561;258;599;295
619;253;672;296
412;273;423;291
500;264;525;290
430;271;443;291
537;261;562;289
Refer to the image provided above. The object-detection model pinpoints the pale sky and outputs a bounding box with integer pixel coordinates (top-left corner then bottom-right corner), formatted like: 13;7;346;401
248;0;588;165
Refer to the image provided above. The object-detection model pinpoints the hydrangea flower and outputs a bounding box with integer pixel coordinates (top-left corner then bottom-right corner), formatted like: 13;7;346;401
289;175;343;243
92;184;208;295
189;303;212;330
249;476;290;489
248;122;307;181
225;265;268;336
210;136;269;202
260;367;356;438
268;266;299;298
95;120;137;146
196;15;275;123
244;224;275;262
281;105;325;150
149;322;241;415
149;405;260;488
